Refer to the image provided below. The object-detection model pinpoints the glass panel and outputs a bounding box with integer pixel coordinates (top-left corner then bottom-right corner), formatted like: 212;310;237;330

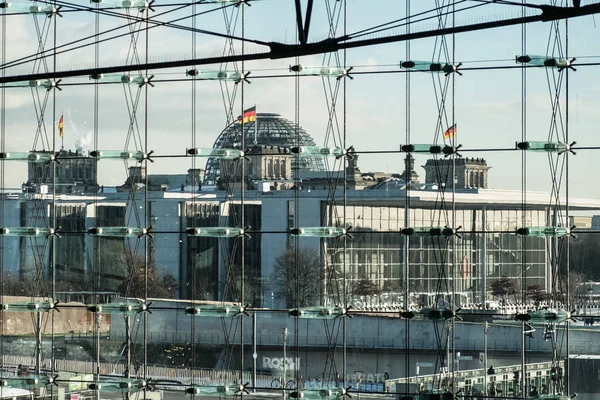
89;0;149;10
289;65;349;78
0;2;54;14
186;69;242;81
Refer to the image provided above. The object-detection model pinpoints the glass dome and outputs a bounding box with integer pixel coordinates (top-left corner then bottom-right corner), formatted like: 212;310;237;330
203;113;325;185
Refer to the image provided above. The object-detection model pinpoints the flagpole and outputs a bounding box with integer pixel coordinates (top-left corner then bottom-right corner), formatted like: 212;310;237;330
254;104;258;146
61;111;64;151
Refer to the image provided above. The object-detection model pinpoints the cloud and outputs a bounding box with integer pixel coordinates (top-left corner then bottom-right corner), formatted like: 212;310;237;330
465;100;520;112
2;2;600;198
3;91;33;110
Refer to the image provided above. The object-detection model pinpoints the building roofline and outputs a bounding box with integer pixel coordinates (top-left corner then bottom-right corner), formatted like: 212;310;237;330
7;187;600;210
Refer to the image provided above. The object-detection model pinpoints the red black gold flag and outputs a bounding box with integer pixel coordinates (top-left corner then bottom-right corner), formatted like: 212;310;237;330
58;115;64;138
443;124;456;139
237;106;257;124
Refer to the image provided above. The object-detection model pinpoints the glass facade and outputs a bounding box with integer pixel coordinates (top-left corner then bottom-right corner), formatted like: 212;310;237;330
326;205;548;306
204;113;326;186
1;1;597;400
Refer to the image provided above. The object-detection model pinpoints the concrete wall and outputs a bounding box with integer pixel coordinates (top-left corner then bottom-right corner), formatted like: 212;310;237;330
0;297;110;335
235;347;550;382
114;303;600;357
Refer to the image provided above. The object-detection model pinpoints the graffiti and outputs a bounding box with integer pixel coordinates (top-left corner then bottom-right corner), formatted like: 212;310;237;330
262;357;301;371
339;372;388;384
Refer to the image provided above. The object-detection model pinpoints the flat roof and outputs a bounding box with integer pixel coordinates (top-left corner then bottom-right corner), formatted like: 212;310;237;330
3;188;599;211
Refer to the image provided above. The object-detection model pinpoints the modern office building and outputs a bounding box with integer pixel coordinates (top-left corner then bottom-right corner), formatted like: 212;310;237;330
7;143;597;306
1;2;596;397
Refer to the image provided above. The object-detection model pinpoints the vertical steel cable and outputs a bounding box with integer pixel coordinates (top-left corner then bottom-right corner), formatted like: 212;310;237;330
190;0;197;389
0;0;5;375
293;10;301;398
520;0;528;395
403;0;411;394
93;5;101;396
450;0;457;387
519;0;528;396
239;0;246;386
50;0;58;384
342;0;348;390
564;13;570;397
292;5;300;395
143;8;150;385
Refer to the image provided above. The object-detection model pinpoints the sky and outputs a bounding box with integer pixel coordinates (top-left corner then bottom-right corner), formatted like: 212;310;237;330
2;0;600;201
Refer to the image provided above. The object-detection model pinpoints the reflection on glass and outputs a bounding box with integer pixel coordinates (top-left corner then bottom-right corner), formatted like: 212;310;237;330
400;144;442;153
516;141;568;152
185;385;244;396
199;0;247;3
291;146;345;157
0;376;56;388
4;79;56;88
516;227;570;237
88;227;148;237
88;379;147;391
0;2;55;14
401;227;455;237
288;65;349;78
186;69;242;81
289;306;347;319
187;148;244;159
401;308;458;320
291;389;348;400
290;227;346;237
90;0;148;10
185;305;245;317
91;0;148;8
515;309;572;324
516;55;572;69
0;227;54;236
400;60;444;71
89;73;148;85
1;301;57;312
87;301;148;314
0;152;55;162
186;227;244;238
89;150;146;161
400;61;459;74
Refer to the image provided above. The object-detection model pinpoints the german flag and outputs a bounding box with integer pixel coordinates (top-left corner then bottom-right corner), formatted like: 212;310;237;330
237;106;257;124
443;124;456;139
58;115;64;138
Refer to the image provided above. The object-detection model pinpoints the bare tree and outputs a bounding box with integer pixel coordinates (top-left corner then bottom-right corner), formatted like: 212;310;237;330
354;278;381;297
271;246;323;308
2;239;177;299
526;284;551;305
1;271;91;297
490;276;517;303
555;270;587;307
117;254;177;299
1;272;29;296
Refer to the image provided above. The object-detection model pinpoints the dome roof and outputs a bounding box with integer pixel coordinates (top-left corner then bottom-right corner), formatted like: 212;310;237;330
204;113;325;185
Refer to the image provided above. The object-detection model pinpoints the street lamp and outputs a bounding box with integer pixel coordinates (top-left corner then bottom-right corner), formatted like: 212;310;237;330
483;321;488;396
281;328;288;399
